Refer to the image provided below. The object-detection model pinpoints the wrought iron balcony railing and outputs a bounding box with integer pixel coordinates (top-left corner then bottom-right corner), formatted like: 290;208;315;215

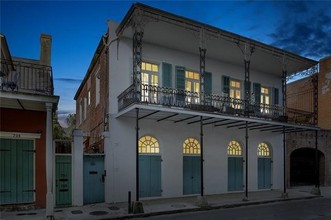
118;83;316;126
0;58;54;95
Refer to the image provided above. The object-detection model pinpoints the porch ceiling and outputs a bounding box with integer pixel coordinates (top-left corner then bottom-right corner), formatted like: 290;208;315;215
115;104;319;133
0;91;59;111
118;3;318;77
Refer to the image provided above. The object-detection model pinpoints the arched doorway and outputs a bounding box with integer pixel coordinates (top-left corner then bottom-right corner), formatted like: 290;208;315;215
138;135;162;197
182;137;201;195
227;140;243;191
257;142;272;190
290;148;324;186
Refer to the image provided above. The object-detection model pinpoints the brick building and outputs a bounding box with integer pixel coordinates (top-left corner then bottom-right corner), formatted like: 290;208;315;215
287;56;331;187
74;35;109;153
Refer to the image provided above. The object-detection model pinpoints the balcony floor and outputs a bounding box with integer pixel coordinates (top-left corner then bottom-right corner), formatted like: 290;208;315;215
115;104;319;133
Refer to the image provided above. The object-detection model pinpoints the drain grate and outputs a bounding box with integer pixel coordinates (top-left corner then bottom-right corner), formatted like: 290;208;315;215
109;206;120;210
89;211;109;216
71;210;83;214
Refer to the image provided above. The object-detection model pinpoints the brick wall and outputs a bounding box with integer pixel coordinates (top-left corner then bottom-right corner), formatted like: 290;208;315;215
75;44;108;152
318;56;331;130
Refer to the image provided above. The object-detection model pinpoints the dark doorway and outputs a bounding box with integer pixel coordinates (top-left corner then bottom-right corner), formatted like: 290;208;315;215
290;148;324;186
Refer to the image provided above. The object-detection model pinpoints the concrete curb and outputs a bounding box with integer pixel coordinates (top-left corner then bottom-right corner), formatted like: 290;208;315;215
101;195;322;219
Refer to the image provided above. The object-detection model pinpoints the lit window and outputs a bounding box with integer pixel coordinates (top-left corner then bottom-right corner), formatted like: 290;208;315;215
141;61;159;103
261;86;270;113
139;135;160;154
183;138;200;155
257;143;271;157
185;70;200;104
227;141;242;156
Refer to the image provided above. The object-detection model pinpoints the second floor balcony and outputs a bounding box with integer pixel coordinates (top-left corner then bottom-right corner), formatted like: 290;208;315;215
118;83;316;127
0;58;54;96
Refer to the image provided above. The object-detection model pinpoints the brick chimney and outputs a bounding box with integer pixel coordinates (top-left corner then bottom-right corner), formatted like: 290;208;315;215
40;34;52;66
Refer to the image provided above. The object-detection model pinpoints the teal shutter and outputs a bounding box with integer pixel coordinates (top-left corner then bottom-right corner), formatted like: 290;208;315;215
176;66;185;105
273;88;279;105
204;72;212;95
222;76;230;96
162;63;172;88
253;83;261;104
176;66;185;90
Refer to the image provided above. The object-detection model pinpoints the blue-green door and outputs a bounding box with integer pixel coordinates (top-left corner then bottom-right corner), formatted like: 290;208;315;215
183;156;201;195
83;155;105;204
258;158;272;189
139;155;161;197
0;139;34;205
228;157;243;191
55;155;72;207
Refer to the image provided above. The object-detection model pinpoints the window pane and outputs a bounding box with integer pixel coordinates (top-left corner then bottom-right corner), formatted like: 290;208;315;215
142;62;146;70
146;63;151;71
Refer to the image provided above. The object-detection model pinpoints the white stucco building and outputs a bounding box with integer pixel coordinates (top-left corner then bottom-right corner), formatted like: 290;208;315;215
76;3;319;205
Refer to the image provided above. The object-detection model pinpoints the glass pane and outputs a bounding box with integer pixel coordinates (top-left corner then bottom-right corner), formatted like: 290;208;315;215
142;73;149;84
230;90;234;98
231;81;236;87
189;72;193;79
266;96;270;104
195;82;200;93
194;73;199;80
236;90;241;99
146;63;151;71
142;62;146;70
152;64;158;72
186;81;191;91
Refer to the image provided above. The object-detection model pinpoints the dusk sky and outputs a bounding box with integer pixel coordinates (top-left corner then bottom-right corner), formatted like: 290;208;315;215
1;0;330;125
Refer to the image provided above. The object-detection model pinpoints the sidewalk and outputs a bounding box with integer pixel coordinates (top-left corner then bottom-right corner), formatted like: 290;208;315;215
1;186;330;220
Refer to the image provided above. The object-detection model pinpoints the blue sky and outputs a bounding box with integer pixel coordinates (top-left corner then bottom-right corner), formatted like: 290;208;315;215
1;0;331;124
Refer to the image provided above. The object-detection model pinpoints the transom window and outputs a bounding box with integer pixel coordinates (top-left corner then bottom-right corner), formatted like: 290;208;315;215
183;138;200;155
185;70;200;104
257;143;271;157
230;80;241;99
141;62;159;102
139;135;160;154
227;141;242;156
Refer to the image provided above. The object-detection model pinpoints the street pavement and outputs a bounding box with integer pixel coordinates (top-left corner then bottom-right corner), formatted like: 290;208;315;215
1;186;330;220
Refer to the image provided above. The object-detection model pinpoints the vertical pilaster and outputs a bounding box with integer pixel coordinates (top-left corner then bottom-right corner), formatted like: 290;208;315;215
135;108;140;201
281;60;288;198
244;121;249;201
45;103;54;219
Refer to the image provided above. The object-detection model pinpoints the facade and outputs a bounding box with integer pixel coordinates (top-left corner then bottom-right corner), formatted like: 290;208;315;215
76;3;319;204
74;36;109;153
287;56;331;187
0;34;59;208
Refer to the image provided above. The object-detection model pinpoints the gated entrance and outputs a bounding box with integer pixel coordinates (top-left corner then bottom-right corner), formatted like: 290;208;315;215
0;138;34;205
83;154;105;204
55;140;72;207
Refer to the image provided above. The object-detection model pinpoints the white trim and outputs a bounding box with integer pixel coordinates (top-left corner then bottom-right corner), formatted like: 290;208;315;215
0;131;41;139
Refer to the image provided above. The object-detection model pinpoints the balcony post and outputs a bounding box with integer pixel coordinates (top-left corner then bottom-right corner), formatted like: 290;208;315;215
199;27;207;105
281;57;288;198
132;9;144;102
199;47;206;105
242;43;254;116
312;73;318;125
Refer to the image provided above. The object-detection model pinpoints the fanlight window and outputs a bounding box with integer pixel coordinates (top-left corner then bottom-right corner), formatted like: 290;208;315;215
227;141;242;156
139;135;159;154
257;143;271;157
183;138;200;155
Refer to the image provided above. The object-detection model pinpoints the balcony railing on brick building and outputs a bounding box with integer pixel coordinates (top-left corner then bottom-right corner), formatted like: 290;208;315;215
118;83;316;126
0;58;54;95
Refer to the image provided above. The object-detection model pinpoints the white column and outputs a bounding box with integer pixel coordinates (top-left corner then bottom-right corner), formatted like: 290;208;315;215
45;103;54;219
72;129;84;206
103;131;111;203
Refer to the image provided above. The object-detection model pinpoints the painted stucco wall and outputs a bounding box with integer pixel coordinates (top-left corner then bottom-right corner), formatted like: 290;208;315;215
0;108;47;208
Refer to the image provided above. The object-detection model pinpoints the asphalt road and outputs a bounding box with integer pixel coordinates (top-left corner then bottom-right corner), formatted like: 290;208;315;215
137;198;331;220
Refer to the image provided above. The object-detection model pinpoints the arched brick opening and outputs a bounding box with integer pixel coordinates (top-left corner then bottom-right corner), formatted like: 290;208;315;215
290;148;325;186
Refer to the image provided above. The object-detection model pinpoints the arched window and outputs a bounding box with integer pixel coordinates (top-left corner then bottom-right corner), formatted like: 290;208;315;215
257;142;271;157
183;138;200;155
139;135;160;154
227;141;242;156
